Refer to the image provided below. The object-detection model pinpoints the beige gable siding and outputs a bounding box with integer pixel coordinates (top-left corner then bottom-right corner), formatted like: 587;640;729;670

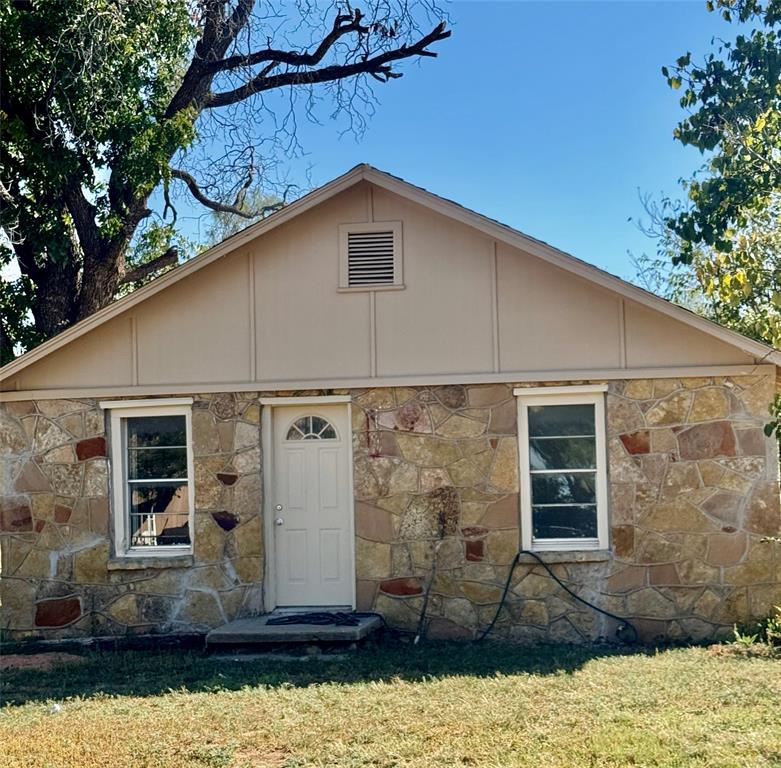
624;302;752;367
496;243;623;371
1;181;760;396
253;184;373;381
372;187;495;376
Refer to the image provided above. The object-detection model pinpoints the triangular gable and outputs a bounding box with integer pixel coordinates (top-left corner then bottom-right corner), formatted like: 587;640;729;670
2;163;779;390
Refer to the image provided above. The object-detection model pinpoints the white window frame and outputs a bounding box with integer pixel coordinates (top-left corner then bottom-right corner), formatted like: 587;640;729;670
101;398;195;558
514;385;609;552
338;220;404;291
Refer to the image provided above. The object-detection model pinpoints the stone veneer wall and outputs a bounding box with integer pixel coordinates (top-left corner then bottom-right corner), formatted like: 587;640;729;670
351;376;781;643
1;374;780;643
1;393;264;640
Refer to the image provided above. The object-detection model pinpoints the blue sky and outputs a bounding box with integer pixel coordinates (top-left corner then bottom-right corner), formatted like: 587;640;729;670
179;0;729;281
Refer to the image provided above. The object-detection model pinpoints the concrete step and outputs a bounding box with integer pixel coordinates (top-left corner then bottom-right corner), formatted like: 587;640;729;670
206;612;383;647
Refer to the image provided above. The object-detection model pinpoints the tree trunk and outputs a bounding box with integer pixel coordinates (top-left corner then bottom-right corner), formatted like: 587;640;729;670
29;259;81;339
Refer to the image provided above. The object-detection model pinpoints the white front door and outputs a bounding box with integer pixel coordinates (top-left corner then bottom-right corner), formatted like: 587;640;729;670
271;404;354;607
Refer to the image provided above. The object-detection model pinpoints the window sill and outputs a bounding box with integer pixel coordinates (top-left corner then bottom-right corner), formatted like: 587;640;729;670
108;554;194;571
518;550;611;564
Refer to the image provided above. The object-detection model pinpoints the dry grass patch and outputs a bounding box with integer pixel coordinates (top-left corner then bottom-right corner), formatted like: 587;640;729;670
1;642;779;767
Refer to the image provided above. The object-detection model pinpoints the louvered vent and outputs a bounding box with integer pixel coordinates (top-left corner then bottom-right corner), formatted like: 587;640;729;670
347;230;396;286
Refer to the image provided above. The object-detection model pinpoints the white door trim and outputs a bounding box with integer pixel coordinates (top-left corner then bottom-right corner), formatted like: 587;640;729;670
261;398;356;611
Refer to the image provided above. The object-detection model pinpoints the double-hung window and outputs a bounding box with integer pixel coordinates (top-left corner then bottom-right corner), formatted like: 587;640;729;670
515;386;608;551
102;399;194;557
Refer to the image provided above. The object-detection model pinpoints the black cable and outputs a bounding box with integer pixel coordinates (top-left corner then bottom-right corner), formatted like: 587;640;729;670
475;550;638;644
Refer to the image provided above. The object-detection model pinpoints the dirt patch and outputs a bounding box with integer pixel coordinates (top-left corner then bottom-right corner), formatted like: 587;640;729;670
0;652;86;671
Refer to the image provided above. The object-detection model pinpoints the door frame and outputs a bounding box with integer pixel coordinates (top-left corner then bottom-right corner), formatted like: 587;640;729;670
259;395;356;611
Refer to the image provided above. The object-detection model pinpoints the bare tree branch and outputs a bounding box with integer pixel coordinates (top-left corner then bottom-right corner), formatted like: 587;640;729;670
205;21;450;109
119;247;179;285
206;8;369;73
170;167;256;217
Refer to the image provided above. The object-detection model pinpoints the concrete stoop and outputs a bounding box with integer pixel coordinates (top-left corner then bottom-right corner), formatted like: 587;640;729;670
205;612;383;651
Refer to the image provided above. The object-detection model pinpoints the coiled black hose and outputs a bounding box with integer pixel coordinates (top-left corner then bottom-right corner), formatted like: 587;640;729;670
475;550;638;644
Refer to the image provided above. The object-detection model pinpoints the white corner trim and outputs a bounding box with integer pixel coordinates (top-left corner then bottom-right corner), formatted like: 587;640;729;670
99;397;194;410
514;384;609;397
259;395;352;406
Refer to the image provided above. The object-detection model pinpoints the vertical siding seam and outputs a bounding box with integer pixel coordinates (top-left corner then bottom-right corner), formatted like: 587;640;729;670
248;251;257;381
370;291;377;378
618;298;627;368
491;241;500;372
130;315;139;385
369;185;375;222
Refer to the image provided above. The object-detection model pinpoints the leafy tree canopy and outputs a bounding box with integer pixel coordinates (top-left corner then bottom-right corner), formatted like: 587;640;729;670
0;0;449;363
662;0;781;261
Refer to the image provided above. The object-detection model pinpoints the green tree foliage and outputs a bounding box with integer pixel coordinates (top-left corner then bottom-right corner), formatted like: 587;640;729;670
0;0;449;361
662;0;781;261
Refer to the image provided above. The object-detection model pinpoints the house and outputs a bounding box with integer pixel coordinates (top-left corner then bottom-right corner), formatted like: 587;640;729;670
1;164;780;644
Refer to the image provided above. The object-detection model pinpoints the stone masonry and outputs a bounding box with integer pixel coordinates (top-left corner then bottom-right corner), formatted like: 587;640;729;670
1;374;779;643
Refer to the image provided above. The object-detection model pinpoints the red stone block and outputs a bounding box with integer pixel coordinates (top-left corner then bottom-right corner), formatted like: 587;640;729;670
677;421;736;460
0;500;32;532
216;472;239;486
619;431;650;455
465;539;485;562
75;436;106;461
54;505;72;524
35;596;81;627
211;510;239;531
379;577;423;596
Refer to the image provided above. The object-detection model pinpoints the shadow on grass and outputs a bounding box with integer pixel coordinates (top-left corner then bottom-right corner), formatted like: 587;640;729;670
0;639;653;707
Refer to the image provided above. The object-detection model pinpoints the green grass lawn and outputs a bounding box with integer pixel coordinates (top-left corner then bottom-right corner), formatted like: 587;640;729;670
1;641;779;767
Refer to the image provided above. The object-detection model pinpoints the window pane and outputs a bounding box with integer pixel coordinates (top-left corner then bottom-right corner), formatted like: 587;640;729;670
532;505;597;540
531;472;596;504
286;415;337;441
127;416;186;448
529;437;596;470
128;447;187;480
128;482;190;546
528;404;595;437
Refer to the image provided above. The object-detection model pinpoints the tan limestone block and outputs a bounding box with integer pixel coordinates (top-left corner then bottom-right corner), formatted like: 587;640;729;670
395;434;460;467
607;396;645;435
487;400;517;435
641;499;718;533
0;577;36;629
749;583;781;617
356;389;396;410
645;391;692;427
73;541;110;583
653;379;681;397
448;452;493;487
178;590;224;626
41;464;83;497
745;482;781;536
650;428;678;453
234;514;262;558
83;459;108;497
43;445;76;464
689;388;730;422
107;594;140;625
698;460;725;487
460;581;502;604
420;468;451;493
489;438;519;493
681;377;712;389
353;458;380;500
626;588;677;618
635;531;682;564
375;493;410;516
16;548;55;579
485;529;519;565
192;409;220;454
84;409;105;436
355;501;394;543
232;556;262;583
33;419;72;454
436;414;486;439
355;538;391;579
723;541;775;586
737;376;774;418
677;559;720;584
468;384;512;407
233;421;259;451
706;532;747;566
623;379;654;400
37;400;85;418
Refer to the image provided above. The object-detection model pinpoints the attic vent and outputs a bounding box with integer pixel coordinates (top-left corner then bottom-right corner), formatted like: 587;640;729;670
339;221;403;290
347;230;395;286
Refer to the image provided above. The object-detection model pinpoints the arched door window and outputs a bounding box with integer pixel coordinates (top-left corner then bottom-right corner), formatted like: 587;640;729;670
285;415;337;441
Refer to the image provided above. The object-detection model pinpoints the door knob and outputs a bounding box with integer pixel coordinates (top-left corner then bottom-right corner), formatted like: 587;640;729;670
275;517;284;526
